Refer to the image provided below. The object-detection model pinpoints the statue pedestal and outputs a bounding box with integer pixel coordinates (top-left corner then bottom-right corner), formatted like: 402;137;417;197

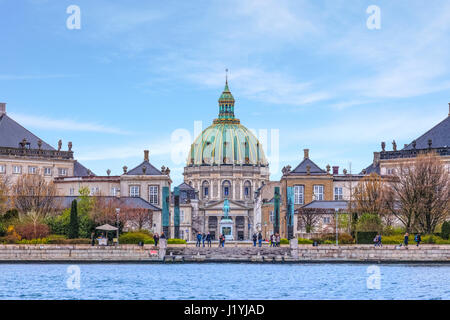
220;218;234;241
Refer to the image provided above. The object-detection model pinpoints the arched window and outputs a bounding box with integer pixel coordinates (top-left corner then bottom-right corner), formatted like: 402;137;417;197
244;180;252;199
202;181;210;199
222;180;231;199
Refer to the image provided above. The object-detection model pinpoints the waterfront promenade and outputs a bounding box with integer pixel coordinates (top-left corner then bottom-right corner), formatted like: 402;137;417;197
0;242;449;263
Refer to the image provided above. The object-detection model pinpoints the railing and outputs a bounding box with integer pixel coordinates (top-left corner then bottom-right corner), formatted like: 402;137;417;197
380;147;450;160
0;146;73;159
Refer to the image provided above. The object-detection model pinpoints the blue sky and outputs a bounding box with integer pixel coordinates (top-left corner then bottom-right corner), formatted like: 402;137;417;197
1;0;450;185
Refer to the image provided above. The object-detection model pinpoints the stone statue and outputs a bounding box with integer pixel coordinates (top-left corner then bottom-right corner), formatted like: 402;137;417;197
223;199;230;220
58;139;62;151
381;141;386;152
392;140;397;151
68;141;72;152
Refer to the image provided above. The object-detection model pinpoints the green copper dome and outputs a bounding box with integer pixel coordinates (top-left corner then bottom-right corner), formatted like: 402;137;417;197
187;81;268;167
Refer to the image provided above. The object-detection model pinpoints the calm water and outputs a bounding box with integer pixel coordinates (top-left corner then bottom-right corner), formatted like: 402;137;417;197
0;263;449;300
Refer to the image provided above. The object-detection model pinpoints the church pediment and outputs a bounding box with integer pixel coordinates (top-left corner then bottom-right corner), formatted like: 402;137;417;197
202;199;252;210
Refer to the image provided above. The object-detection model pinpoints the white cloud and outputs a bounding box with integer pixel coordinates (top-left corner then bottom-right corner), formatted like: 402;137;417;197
9;113;130;135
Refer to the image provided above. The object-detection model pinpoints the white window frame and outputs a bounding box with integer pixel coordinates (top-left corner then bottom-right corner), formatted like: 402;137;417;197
130;185;140;197
111;187;120;196
323;217;331;224
13;165;22;174
44;167;52;176
334;187;343;200
69;188;75;196
0;164;5;174
313;185;324;201
294;185;304;205
58;168;68;176
180;210;185;224
269;210;274;223
149;185;159;205
28;166;37;174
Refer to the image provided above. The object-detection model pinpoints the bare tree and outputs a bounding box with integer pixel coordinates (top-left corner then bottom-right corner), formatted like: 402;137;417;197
12;173;58;218
124;206;152;231
0;174;11;214
353;173;387;217
297;208;323;233
385;153;450;233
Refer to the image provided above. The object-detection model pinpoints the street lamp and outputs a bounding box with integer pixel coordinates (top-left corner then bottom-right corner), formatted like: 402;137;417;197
115;208;120;246
335;208;339;246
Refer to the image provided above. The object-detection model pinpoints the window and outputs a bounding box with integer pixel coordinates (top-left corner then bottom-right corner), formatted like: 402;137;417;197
149;185;159;205
44;167;52;176
90;187;99;195
222;180;231;198
28;166;37;174
294;185;304;204
0;165;5;174
58;168;68;176
313;185;324;201
269;210;274;223
323;217;331;224
334;187;343;200
180;210;185;224
111;187;120;196
13;166;22;174
130;185;140;197
244;181;252;199
202;181;210;199
69;188;75;196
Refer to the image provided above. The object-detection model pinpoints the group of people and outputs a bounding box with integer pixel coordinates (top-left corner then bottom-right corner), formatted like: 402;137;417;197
196;232;212;247
374;232;422;248
269;233;281;247
252;232;263;247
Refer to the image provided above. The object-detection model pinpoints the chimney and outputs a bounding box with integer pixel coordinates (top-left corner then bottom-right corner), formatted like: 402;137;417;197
144;150;149;161
0;102;6;115
332;166;339;175
373;152;380;166
303;148;309;159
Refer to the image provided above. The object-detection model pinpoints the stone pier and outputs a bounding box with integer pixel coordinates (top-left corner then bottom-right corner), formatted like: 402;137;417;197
0;244;449;263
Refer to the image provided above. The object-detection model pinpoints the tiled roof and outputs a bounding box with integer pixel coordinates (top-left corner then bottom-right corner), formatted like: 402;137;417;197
55;196;161;211
300;200;348;210
290;158;326;175
360;162;380;175
126;160;163;176
403;115;450;150
0;113;54;150
73;161;94;177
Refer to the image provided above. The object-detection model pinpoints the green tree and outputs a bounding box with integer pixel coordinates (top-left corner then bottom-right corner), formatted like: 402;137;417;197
441;221;450;240
68;200;79;239
356;213;382;232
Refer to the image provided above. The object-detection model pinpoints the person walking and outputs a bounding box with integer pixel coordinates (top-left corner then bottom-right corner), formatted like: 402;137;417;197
258;232;263;247
202;232;206;247
378;234;382;247
90;232;95;246
153;233;159;247
415;233;422;247
206;232;212;247
373;234;378;247
270;234;274;247
160;232;166;239
403;232;409;247
196;232;202;247
276;233;281;247
252;233;257;247
220;234;225;247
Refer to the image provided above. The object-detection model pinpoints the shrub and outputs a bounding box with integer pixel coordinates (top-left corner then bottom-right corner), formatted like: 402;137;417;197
441;221;450;240
119;232;153;244
423;235;436;244
298;238;313;244
320;233;354;244
356;231;378;244
167;238;187;244
15;223;50;240
383;226;405;236
68;200;79;239
280;238;289;245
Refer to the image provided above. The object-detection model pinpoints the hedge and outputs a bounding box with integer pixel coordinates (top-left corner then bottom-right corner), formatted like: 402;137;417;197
167;238;187;244
119;232;154;244
356;231;378;244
